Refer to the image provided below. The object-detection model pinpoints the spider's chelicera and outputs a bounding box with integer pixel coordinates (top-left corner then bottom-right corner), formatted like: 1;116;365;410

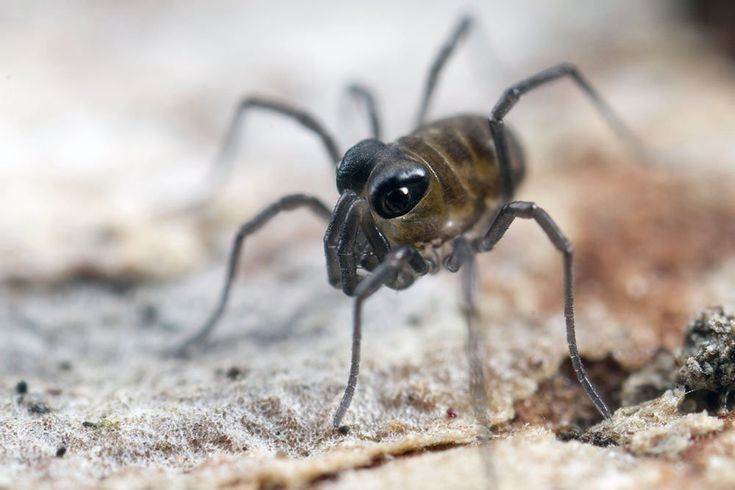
176;15;642;429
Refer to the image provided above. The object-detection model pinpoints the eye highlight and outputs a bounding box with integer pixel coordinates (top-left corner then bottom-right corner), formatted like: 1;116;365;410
370;165;430;219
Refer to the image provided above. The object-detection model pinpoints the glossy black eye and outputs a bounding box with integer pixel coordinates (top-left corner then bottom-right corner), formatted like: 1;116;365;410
370;164;430;219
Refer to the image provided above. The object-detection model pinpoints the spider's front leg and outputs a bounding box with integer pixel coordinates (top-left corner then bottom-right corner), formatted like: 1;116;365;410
331;245;426;429
175;194;331;356
174;96;342;353
326;193;428;427
184;96;341;211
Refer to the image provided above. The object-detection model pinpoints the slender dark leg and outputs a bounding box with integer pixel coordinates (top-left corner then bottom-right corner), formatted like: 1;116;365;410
415;15;473;128
332;245;423;428
452;240;490;426
452;238;496;489
345;84;382;140
176;194;331;356
191;97;341;209
489;62;645;201
475;201;612;419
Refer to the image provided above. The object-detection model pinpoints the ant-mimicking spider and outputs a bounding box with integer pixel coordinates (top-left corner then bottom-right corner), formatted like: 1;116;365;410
176;15;642;429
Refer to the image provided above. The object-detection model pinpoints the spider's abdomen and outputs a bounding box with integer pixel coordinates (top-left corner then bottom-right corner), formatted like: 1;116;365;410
376;115;525;246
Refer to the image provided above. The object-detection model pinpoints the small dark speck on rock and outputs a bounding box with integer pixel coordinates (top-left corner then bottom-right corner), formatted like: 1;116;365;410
557;428;582;442
58;360;73;371
15;381;28;395
27;401;51;415
446;407;457;419
226;366;244;380
337;425;350;435
56;446;67;458
82;421;98;429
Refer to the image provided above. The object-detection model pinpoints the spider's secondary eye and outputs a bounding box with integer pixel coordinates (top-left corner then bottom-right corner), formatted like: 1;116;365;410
370;165;430;219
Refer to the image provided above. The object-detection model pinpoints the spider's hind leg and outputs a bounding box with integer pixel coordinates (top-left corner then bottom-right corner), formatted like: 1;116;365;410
450;237;496;485
488;62;645;201
448;238;491;428
475;200;612;419
415;15;473;128
342;83;382;140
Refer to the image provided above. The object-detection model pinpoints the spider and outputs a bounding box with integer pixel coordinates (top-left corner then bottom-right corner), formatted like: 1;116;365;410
176;16;641;429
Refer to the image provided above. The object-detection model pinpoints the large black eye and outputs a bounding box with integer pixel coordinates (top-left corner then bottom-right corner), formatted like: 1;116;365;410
370;163;430;219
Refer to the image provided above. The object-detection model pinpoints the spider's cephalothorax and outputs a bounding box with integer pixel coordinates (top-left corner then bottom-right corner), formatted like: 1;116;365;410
177;15;642;430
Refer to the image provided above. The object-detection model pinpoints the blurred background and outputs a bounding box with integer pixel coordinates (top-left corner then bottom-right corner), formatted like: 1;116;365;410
2;0;734;284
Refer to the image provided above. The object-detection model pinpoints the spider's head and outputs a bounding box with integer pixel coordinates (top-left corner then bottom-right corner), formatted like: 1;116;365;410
337;139;431;221
325;140;433;293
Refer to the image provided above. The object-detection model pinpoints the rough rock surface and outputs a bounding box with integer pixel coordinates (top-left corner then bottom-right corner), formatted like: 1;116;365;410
677;308;735;400
4;2;735;489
